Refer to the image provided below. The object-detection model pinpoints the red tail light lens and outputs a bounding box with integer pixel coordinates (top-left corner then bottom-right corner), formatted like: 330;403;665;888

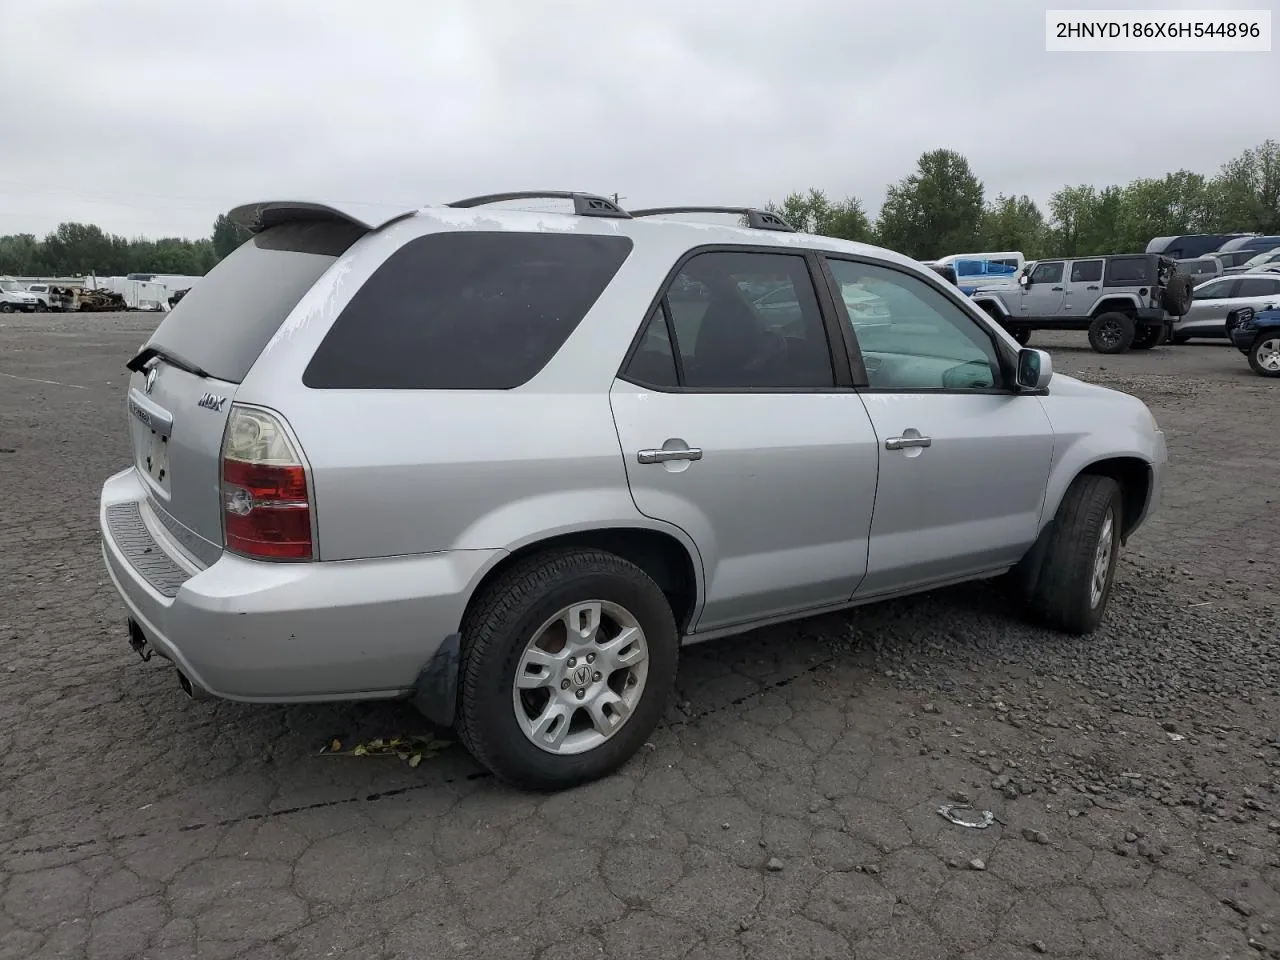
221;405;314;561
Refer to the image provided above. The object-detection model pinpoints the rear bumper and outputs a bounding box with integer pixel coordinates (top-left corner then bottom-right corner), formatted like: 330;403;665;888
99;466;501;703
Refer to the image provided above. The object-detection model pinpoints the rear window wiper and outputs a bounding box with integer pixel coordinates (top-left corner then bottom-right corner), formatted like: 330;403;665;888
126;345;210;379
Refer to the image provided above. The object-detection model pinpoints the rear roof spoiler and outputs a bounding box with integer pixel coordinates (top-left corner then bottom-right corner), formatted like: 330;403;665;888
227;200;421;234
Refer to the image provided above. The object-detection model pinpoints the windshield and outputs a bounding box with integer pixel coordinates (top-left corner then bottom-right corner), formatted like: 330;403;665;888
0;281;21;292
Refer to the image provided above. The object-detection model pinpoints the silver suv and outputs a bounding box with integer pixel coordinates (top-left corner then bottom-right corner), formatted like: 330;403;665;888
100;192;1168;790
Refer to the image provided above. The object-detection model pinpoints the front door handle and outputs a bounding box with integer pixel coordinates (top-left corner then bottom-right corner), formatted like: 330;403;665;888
638;447;703;464
1086;285;1099;290
885;436;932;451
1052;286;1064;291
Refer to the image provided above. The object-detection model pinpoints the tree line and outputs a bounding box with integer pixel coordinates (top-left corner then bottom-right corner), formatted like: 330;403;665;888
1;140;1276;278
770;139;1279;261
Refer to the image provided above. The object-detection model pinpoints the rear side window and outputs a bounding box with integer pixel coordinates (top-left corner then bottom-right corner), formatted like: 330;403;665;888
1105;258;1150;285
1069;260;1103;283
1237;277;1280;297
304;232;633;390
145;221;365;384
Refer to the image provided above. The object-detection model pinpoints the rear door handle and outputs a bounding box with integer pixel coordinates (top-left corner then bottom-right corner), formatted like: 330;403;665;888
637;447;703;464
1086;285;1099;290
885;436;931;451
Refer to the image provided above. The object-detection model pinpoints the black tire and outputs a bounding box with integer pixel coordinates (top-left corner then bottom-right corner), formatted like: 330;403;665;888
455;548;679;790
1010;327;1032;346
1014;474;1123;635
1088;312;1135;354
1130;324;1164;350
0;304;11;314
1247;333;1280;378
1162;274;1193;316
34;303;48;313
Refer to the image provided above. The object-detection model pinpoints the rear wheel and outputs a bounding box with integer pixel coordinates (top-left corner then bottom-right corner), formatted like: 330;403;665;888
1012;474;1123;635
455;548;679;790
1130;324;1164;350
1248;335;1280;377
1010;327;1032;346
1088;312;1135;354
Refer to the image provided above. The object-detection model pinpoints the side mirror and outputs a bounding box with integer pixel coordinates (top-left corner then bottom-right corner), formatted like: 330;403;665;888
1016;348;1053;391
1018;273;1030;287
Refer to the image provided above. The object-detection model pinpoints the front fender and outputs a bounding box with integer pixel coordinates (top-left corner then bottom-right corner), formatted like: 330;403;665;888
971;295;1011;318
1037;388;1166;538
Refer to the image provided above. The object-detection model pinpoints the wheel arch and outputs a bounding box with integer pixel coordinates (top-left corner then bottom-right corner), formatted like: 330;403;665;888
1047;456;1153;543
462;525;704;636
1089;296;1140;318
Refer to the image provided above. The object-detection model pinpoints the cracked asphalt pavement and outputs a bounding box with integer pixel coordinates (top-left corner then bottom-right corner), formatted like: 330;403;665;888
1;314;1277;960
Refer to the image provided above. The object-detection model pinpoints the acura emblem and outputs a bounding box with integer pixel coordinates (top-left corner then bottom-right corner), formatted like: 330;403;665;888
144;368;157;394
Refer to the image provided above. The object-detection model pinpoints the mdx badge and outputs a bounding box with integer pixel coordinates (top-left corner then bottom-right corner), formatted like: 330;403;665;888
197;392;227;412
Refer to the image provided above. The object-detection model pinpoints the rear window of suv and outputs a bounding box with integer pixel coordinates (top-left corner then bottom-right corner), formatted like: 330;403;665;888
303;232;634;390
143;220;366;384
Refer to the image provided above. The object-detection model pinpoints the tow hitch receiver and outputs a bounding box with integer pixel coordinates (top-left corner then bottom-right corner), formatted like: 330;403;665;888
127;619;152;662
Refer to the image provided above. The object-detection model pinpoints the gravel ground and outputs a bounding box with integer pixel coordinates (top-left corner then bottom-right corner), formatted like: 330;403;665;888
0;314;1277;960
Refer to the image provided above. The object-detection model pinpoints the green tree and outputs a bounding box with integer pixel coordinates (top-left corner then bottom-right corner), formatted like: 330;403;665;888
1114;171;1211;251
874;149;984;259
212;213;252;260
1203;140;1280;234
1047;184;1123;257
767;188;874;242
979;194;1048;258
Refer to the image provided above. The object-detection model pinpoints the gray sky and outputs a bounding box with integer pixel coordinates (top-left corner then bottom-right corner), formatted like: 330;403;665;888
1;0;1274;240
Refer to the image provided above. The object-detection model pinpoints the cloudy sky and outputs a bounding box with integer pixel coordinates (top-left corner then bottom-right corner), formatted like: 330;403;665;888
0;0;1273;240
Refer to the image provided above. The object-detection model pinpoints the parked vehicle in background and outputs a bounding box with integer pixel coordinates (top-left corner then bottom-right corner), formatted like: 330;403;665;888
1206;250;1262;271
1222;247;1280;275
1147;234;1252;259
1217;235;1280;256
971;254;1192;353
92;277;171;312
98;191;1167;790
932;251;1024;295
1175;257;1223;287
0;278;40;313
1171;274;1280;342
20;282;52;311
1227;305;1280;377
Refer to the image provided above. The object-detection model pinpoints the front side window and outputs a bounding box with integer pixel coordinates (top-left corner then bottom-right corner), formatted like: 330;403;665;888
827;259;1001;392
1030;261;1064;284
1193;279;1235;300
655;250;835;389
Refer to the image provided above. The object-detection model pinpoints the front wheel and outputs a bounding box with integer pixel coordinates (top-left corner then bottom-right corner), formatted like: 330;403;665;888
1012;474;1123;635
0;304;11;314
454;548;679;790
1248;335;1280;377
1009;327;1032;346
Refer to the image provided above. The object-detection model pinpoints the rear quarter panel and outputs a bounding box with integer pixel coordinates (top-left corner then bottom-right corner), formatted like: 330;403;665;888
233;211;712;564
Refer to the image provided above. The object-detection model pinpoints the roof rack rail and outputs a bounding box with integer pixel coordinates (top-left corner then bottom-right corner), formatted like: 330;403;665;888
628;206;796;233
447;191;631;219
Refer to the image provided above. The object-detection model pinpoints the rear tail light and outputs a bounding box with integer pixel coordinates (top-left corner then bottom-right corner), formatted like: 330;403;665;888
220;405;314;561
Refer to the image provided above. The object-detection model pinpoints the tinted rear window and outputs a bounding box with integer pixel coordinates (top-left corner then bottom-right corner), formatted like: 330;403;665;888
1105;258;1151;285
303;232;634;390
145;221;364;383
